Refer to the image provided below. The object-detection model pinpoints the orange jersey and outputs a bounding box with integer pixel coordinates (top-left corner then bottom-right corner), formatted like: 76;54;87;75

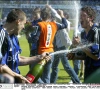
38;21;57;54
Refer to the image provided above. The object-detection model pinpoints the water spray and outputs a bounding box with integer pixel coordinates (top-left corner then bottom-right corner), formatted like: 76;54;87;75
73;1;80;37
50;43;94;56
47;0;49;5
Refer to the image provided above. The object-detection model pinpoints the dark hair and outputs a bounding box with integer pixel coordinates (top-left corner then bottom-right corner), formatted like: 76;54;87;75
81;6;96;22
6;9;26;23
41;7;51;20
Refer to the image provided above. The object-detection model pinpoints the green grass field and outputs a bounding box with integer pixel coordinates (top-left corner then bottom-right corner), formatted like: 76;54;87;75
18;30;84;83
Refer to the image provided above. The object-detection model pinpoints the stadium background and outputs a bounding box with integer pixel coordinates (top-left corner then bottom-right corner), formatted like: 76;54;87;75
0;0;100;27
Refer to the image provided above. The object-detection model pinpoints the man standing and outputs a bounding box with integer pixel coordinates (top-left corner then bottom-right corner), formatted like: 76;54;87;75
46;5;80;83
67;6;100;82
30;7;68;83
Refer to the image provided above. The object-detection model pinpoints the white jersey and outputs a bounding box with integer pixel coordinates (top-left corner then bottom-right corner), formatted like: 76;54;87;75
66;19;71;32
55;28;72;48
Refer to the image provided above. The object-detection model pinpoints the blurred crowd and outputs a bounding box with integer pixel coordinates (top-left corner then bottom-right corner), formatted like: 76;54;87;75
0;0;100;27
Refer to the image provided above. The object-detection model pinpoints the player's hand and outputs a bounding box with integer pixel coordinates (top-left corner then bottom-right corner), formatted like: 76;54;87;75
66;52;75;60
15;74;30;83
46;4;51;9
57;9;64;18
72;36;80;46
41;52;51;62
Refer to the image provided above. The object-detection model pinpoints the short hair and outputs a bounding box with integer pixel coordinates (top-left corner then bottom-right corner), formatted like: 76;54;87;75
33;7;41;13
81;6;96;22
41;7;51;20
6;9;26;23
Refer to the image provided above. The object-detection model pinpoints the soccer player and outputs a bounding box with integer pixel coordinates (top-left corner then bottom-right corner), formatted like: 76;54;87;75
67;6;100;82
0;9;51;83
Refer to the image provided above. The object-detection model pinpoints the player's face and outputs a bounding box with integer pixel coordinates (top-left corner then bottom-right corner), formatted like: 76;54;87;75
14;17;26;35
80;11;91;29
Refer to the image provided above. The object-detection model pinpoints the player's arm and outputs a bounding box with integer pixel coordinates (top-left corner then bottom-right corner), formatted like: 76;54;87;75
19;52;51;66
56;10;67;30
46;4;61;21
0;64;30;83
82;44;99;60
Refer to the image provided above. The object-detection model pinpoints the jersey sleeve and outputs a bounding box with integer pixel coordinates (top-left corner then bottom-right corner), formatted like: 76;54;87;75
0;28;8;65
56;18;67;30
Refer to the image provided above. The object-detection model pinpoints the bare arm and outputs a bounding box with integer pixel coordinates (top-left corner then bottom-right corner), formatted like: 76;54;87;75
82;47;99;60
19;55;43;66
19;52;51;66
66;52;86;60
0;64;30;83
68;45;99;60
0;64;19;76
